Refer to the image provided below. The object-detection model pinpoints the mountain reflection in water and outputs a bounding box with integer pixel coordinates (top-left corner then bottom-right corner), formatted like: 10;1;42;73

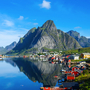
12;58;63;87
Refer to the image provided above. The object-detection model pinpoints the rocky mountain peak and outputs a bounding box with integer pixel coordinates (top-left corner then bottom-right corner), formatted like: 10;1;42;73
7;20;81;54
41;20;57;31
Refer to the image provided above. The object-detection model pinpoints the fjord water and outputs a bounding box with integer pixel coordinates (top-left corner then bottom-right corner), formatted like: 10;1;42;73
0;58;62;90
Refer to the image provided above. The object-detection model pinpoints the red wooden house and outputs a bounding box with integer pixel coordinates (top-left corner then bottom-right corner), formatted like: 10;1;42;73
66;55;71;58
40;87;65;90
67;74;75;81
72;66;80;71
40;87;51;90
71;71;79;77
64;58;71;63
68;65;71;68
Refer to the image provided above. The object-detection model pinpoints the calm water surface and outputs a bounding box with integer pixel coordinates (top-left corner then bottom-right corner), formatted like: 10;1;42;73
0;58;63;90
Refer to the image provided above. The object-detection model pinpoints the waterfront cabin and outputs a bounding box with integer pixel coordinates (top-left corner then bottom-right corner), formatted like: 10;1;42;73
40;55;45;60
66;55;71;58
72;66;80;71
40;87;51;90
71;71;79;76
40;87;65;90
67;74;75;81
64;58;71;63
0;55;2;60
68;55;79;60
81;53;90;59
79;61;86;65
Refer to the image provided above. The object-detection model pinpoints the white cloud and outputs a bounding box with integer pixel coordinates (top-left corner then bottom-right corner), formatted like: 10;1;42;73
2;20;14;27
18;16;24;20
33;23;38;25
39;0;51;9
74;26;81;29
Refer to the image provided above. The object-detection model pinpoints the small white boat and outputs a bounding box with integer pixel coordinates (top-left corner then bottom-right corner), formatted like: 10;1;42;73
60;69;66;72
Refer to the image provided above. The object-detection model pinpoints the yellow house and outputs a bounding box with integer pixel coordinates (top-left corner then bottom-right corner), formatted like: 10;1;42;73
81;53;90;59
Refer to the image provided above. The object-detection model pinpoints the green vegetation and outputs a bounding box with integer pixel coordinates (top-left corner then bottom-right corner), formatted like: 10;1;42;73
8;45;90;56
75;70;90;90
74;58;90;90
7;48;38;55
41;47;60;52
30;27;36;33
20;37;24;43
71;59;87;62
62;47;90;54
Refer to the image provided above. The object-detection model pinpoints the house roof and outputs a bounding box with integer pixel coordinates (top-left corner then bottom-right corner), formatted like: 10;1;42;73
62;82;79;89
69;55;79;57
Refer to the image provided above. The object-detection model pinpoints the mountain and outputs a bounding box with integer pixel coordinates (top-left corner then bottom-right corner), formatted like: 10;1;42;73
0;47;7;54
5;41;17;51
0;41;17;54
8;20;81;55
67;30;90;47
67;30;80;41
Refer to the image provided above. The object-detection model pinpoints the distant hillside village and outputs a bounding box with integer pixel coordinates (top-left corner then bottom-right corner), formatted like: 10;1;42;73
26;52;90;61
1;51;90;60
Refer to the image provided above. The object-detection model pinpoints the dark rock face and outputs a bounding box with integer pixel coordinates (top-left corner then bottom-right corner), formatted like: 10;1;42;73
12;20;81;53
67;30;90;48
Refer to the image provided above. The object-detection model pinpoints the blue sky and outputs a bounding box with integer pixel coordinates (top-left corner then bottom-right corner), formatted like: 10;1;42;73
0;0;90;47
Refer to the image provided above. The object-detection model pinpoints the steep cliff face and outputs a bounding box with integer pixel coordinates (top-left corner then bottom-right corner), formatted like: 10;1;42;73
9;20;81;54
67;30;90;48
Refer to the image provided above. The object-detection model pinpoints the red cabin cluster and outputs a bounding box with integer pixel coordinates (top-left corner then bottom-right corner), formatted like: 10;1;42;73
64;66;83;81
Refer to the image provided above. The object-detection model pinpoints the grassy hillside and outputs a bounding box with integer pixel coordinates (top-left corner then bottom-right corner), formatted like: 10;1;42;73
62;47;90;54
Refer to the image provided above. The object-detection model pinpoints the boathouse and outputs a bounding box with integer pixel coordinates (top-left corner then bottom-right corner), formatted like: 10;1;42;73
68;55;79;60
